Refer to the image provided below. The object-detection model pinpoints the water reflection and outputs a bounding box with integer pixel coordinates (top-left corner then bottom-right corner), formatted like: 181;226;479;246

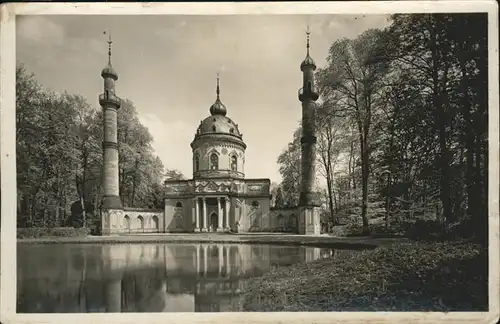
17;243;347;313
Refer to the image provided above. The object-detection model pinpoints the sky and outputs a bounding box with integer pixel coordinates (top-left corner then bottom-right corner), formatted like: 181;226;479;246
16;14;390;184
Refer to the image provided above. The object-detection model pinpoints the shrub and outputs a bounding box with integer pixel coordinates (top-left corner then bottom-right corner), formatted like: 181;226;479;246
404;219;444;241
17;227;91;239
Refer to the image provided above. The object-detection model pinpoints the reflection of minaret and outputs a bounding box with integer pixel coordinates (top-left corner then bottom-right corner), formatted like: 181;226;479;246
104;275;122;312
100;31;123;235
298;26;321;235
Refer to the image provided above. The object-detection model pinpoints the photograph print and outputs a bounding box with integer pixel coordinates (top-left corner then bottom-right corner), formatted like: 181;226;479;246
1;1;498;323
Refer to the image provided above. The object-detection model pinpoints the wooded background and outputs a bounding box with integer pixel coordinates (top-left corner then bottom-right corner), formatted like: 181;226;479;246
274;14;488;240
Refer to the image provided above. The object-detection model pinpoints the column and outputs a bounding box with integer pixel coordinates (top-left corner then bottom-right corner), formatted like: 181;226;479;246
218;244;224;276
217;197;223;231
225;245;231;276
203;244;208;276
225;198;230;230
202;197;207;232
194;198;200;232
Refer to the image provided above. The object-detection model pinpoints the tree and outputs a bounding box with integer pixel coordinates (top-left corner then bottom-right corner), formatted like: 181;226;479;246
316;100;351;225
277;128;302;207
317;29;390;235
164;169;186;181
16;65;167;227
274;187;284;208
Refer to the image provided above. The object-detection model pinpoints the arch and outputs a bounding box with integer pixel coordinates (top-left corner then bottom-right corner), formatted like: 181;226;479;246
194;154;200;172
175;201;183;208
210;153;219;170
230;155;237;171
209;212;218;232
124;215;131;232
212;125;216;132
152;215;159;231
251;201;259;208
307;81;312;92
277;214;285;230
137;216;144;231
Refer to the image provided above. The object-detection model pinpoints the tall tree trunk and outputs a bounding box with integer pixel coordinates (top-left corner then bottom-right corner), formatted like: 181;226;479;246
384;171;392;229
360;132;370;235
430;16;453;225
326;168;335;225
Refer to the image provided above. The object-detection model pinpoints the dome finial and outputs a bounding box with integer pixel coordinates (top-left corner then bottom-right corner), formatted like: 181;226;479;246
216;72;220;100
101;30;118;80
103;31;113;64
306;25;310;56
209;72;227;116
300;24;316;71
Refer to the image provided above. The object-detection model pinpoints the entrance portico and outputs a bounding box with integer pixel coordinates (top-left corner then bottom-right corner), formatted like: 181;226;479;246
193;196;231;232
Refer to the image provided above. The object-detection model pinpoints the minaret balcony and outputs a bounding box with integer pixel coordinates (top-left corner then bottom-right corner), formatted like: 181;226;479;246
298;87;319;102
99;92;121;109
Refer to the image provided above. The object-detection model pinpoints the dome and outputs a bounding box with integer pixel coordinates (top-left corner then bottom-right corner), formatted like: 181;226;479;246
193;75;243;140
300;54;316;71
209;98;227;116
196;114;242;138
101;63;118;80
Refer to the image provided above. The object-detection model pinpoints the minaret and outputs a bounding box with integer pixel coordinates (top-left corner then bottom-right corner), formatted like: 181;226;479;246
298;26;321;235
99;32;123;235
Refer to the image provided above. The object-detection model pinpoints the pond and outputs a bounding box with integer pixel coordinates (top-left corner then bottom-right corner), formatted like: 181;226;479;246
17;243;356;313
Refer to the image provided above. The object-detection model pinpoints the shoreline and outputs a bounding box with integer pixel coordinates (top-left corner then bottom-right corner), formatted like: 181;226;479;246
17;233;405;249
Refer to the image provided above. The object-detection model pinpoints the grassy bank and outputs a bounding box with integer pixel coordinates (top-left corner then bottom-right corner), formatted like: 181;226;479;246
240;241;488;311
17;227;90;239
16;233;406;250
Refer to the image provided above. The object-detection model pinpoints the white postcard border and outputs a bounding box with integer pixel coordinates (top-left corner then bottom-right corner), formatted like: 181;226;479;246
1;1;498;324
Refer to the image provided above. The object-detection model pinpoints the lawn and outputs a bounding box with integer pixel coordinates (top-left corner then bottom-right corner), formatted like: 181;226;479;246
240;241;488;312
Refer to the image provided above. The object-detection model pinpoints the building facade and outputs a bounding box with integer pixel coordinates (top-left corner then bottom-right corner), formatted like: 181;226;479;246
162;76;274;233
99;30;321;235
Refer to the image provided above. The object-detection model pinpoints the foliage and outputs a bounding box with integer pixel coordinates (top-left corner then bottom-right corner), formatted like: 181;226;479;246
164;169;186;180
16;65;165;229
241;241;487;311
276;128;302;207
17;227;91;239
277;13;488;243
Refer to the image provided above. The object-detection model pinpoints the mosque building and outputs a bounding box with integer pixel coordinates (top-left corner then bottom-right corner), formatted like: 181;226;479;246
99;29;321;236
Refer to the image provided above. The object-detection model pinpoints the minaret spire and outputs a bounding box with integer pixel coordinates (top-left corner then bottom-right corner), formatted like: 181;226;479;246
101;31;118;80
107;31;112;64
306;25;310;56
216;72;220;100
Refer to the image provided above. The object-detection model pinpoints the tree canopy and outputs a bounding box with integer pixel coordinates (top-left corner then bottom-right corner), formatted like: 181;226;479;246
277;13;488;243
16;65;166;228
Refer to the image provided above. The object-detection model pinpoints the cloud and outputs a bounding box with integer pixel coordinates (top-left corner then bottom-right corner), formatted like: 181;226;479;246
17;16;65;45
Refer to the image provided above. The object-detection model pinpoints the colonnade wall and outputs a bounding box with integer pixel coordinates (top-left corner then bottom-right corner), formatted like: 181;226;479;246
164;198;192;232
109;208;164;234
237;197;271;232
268;207;300;233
